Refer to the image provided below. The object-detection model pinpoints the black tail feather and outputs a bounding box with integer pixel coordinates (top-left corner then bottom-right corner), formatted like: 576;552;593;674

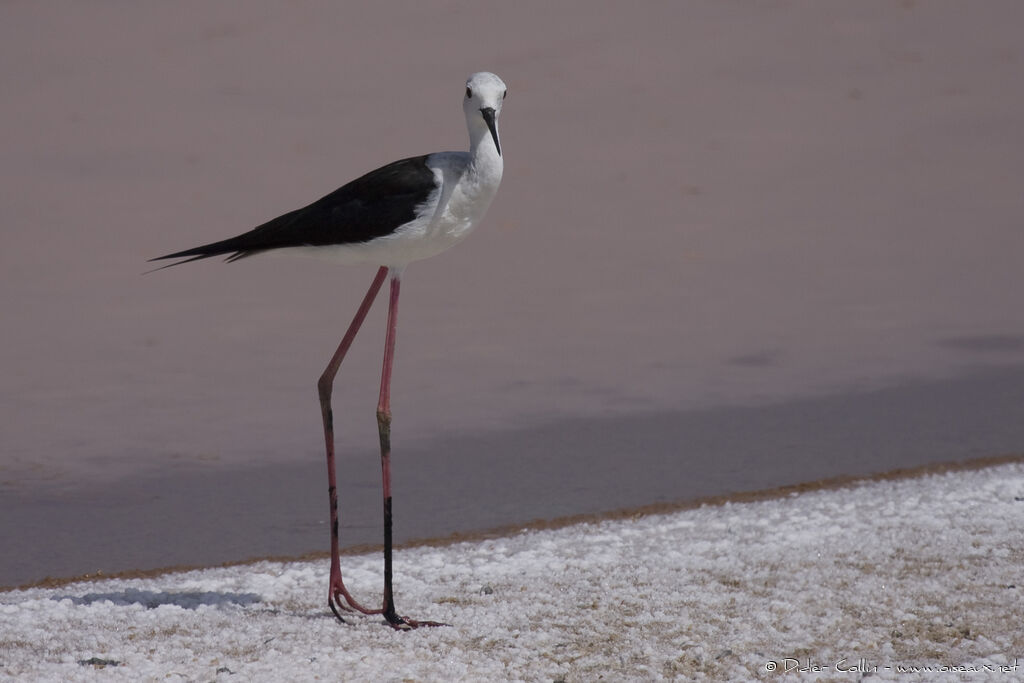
146;233;258;272
143;252;229;274
149;235;246;262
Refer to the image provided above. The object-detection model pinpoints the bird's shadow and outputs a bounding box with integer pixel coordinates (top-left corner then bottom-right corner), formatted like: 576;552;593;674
56;587;261;610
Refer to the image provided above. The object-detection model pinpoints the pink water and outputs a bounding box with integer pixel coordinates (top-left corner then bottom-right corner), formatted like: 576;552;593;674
3;2;1024;586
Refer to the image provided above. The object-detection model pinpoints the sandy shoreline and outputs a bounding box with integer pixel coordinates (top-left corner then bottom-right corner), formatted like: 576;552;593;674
3;460;1021;681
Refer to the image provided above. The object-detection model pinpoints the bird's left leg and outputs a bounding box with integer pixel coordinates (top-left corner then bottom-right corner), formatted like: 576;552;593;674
376;269;444;630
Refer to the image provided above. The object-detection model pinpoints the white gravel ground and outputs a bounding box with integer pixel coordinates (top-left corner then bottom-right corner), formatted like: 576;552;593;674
2;462;1022;682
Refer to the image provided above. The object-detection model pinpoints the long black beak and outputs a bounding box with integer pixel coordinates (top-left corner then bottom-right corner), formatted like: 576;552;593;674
480;107;501;156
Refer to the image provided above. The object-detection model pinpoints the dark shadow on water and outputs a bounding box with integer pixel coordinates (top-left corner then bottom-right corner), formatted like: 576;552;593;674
938;334;1024;353
4;364;1024;587
727;349;784;367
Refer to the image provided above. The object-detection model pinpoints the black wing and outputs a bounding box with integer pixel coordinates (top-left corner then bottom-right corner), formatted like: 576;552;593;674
150;155;437;267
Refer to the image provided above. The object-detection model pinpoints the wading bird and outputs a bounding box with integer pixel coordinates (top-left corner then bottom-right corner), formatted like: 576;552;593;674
151;72;507;629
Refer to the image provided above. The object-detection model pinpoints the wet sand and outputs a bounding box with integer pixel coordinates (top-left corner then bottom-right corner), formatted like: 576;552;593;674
3;3;1024;585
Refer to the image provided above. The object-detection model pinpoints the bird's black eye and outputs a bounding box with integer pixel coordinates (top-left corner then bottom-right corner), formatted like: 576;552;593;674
503;89;507;100
465;86;472;99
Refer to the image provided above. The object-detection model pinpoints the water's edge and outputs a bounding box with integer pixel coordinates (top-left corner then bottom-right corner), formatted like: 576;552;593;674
4;364;1024;588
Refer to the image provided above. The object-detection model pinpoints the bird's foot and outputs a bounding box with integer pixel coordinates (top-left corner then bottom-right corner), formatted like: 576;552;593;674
383;607;447;630
328;579;383;623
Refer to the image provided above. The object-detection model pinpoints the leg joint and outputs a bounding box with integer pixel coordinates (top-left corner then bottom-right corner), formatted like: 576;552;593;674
317;374;333;401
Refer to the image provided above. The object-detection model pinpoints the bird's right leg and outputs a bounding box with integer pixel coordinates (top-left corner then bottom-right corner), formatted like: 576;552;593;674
318;265;388;621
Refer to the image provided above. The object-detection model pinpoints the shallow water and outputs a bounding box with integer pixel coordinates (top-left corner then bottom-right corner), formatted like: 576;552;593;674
4;367;1024;587
2;2;1024;585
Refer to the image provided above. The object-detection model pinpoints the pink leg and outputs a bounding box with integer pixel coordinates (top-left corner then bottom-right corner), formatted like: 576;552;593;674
319;266;388;621
377;271;443;629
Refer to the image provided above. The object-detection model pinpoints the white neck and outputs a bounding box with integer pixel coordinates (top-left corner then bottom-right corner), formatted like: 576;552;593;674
467;117;503;187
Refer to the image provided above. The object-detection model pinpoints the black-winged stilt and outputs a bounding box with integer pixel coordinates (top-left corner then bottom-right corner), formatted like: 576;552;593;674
151;72;507;629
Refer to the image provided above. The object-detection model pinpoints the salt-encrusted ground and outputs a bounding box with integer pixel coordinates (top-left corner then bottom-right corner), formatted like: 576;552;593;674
2;463;1022;682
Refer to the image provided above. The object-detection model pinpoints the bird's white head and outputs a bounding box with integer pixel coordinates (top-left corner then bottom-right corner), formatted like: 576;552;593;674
463;72;507;157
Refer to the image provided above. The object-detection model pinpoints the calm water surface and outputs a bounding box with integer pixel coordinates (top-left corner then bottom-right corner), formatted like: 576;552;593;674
3;2;1023;586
